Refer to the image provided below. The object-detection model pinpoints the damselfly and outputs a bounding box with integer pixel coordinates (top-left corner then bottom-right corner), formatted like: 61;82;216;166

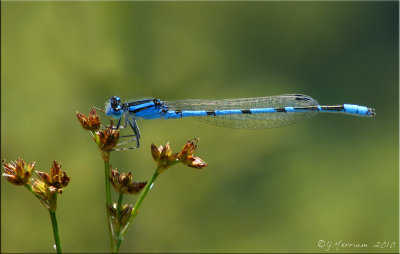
104;94;375;150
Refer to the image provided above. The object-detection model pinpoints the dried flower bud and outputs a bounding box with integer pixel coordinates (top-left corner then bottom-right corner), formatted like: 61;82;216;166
76;108;101;131
109;168;147;195
151;139;207;172
97;126;120;152
177;139;207;169
150;142;179;172
176;138;198;159
36;161;70;193
32;179;58;210
2;158;36;185
33;179;57;196
119;204;134;227
150;144;162;161
181;155;207;169
107;203;117;218
107;203;134;230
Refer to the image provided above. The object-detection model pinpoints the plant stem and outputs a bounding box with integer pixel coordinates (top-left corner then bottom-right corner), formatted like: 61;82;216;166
26;184;62;253
104;159;114;252
117;193;123;217
49;210;62;254
91;131;100;146
124;169;160;233
115;169;160;252
92;128;114;251
104;160;112;206
113;193;124;253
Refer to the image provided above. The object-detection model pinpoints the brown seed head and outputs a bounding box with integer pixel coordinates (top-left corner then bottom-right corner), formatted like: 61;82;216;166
107;203;134;230
97;126;120;152
109;168;147;194
2;158;36;185
76;108;101;131
119;204;134;227
177;138;198;159
36;161;70;193
177;139;207;169
32;179;58;210
107;203;117;217
150;142;179;171
181;155;207;169
150;144;162;161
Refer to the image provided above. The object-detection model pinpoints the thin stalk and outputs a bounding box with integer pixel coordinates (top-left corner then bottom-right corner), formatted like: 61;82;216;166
115;169;160;252
49;210;62;254
91;126;115;251
104;160;112;205
104;159;114;252
113;193;124;253
91;130;100;145
116;193;123;218
25;184;62;253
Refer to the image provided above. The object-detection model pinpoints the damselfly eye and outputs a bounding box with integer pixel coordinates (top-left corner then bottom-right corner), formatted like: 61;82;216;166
110;96;121;108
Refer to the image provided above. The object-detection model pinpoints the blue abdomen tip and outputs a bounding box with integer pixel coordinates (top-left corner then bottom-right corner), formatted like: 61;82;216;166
343;104;375;117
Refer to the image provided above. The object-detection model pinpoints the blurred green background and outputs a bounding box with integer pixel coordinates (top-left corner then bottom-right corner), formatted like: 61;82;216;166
1;2;398;253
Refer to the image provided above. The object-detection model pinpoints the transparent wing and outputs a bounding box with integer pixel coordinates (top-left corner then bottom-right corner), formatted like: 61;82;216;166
163;94;319;129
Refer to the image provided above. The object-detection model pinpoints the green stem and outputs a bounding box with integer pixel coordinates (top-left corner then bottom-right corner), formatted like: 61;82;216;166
92;129;114;251
49;210;62;254
115;169;160;252
113;193;124;253
104;159;114;252
124;169;160;233
115;237;122;253
91;131;100;146
25;184;62;253
104;160;111;206
116;193;123;218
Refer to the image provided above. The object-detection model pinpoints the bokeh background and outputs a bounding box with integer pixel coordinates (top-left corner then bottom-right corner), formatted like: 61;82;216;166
1;2;398;253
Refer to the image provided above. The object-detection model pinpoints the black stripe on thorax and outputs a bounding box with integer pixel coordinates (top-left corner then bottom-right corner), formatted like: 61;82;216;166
276;108;286;112
130;104;155;113
127;99;154;107
241;109;252;114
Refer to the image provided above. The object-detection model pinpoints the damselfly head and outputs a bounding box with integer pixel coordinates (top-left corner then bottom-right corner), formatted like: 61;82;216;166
110;96;121;107
106;96;124;118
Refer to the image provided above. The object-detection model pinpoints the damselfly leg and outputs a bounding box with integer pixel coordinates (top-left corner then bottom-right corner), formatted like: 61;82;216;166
111;117;140;151
126;118;141;148
100;114;140;151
